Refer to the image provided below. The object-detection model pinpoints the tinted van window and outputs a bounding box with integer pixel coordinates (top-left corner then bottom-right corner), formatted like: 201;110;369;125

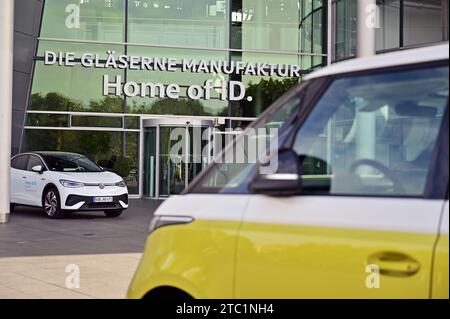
293;64;448;197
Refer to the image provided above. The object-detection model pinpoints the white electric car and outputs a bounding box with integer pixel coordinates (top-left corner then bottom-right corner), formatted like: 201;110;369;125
10;152;129;218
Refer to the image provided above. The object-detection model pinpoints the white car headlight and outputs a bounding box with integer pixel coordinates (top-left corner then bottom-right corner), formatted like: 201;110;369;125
59;180;85;188
115;180;127;187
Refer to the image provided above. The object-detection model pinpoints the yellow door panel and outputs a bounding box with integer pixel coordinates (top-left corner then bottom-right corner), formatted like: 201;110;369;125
128;220;240;299
432;235;449;299
235;223;436;299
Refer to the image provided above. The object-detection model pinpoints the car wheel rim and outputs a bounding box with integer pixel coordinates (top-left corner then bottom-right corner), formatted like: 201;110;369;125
44;191;58;216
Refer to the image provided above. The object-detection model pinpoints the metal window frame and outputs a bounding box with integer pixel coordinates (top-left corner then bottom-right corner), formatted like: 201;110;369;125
37;37;328;58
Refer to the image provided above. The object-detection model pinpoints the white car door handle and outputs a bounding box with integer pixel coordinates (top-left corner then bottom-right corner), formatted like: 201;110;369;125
22;176;27;179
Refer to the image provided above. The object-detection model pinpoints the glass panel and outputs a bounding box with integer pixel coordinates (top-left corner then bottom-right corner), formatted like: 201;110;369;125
126;68;229;116
376;0;400;51
230;1;324;116
127;45;229;63
22;129;140;194
293;65;449;197
334;0;357;61
237;0;325;65
125;116;140;129
403;0;445;46
159;126;187;197
41;0;125;42
29;62;124;113
144;127;157;197
187;127;211;183
71;116;123;128
241;0;301;52
125;132;140;194
128;0;230;48
25;114;69;127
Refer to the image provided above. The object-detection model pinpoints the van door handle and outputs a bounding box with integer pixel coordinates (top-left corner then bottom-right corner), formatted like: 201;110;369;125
368;252;420;277
22;176;27;179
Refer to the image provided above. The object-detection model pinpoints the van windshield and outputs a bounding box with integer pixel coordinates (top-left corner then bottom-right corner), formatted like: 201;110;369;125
42;154;103;173
187;83;306;193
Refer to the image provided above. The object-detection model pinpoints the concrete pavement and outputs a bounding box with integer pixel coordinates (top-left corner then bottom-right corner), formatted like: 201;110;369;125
0;199;162;299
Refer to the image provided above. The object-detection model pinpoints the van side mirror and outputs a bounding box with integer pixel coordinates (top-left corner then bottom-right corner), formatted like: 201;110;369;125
249;149;301;196
31;165;44;174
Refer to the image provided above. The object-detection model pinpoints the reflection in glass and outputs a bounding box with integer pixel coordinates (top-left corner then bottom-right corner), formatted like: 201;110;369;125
25;114;69;127
294;65;449;197
71;116;123;128
159;127;187;197
403;0;446;46
232;75;299;118
126;68;229;116
29;63;124;113
334;0;357;61
376;0;400;51
334;0;448;60
128;0;230;48
41;0;125;42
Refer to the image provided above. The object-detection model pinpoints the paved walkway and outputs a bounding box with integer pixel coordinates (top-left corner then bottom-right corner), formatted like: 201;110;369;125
0;199;162;299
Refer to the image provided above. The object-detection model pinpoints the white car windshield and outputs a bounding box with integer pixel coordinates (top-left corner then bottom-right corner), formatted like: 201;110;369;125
41;154;103;173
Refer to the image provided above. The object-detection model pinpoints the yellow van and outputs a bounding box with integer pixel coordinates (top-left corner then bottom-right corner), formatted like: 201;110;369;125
128;44;449;299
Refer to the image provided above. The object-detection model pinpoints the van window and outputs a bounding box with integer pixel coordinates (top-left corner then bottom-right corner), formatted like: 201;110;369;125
293;64;449;197
190;84;305;193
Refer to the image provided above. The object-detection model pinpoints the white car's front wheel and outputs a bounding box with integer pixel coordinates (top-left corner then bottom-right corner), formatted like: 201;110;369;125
43;187;64;219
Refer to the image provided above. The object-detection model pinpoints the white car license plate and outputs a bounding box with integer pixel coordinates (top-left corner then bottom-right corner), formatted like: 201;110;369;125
93;197;113;203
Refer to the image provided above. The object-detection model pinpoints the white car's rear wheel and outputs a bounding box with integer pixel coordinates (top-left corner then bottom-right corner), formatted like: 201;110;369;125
43;187;64;219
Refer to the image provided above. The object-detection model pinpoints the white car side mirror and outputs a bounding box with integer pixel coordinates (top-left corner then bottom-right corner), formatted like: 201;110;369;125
31;165;44;174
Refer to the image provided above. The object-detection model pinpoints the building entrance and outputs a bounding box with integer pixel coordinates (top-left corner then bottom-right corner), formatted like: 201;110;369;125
142;118;215;199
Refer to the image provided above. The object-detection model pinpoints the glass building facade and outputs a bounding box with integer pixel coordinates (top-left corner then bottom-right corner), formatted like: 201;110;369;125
22;0;327;197
19;0;448;197
333;0;449;61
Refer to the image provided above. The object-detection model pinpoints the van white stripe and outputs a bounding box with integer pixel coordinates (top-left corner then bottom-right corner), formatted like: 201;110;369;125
156;194;444;235
243;196;443;235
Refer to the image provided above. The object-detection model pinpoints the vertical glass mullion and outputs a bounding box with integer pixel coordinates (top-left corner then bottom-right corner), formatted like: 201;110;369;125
399;0;404;47
123;0;128;158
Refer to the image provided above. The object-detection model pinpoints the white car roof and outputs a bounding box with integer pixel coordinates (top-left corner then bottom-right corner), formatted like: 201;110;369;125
305;43;449;80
